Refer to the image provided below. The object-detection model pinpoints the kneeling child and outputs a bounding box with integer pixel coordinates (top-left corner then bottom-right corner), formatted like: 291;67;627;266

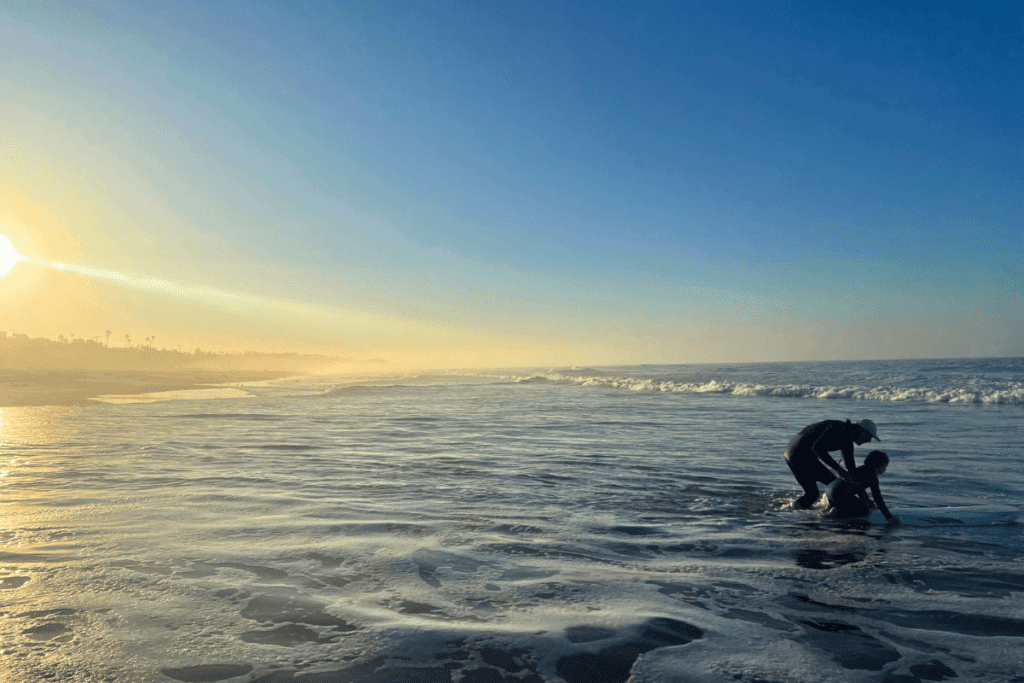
824;450;899;523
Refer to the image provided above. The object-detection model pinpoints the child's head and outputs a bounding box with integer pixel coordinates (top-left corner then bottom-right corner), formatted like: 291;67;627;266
864;450;889;474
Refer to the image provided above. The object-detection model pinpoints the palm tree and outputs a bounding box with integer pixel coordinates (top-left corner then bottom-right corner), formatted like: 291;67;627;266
125;333;131;348
105;330;111;347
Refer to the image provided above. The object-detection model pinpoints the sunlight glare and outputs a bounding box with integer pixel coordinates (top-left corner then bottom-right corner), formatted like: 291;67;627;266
0;234;22;277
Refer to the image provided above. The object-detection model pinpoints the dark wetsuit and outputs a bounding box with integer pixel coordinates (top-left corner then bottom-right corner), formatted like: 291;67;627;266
825;465;893;519
784;420;860;509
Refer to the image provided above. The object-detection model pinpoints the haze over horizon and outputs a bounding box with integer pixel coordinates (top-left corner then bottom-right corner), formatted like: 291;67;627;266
2;1;1020;369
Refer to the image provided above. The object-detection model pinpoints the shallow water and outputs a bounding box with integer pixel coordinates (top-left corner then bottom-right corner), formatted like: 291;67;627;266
1;359;1022;682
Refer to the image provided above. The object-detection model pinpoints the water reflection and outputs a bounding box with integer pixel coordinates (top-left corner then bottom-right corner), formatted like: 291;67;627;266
0;405;82;518
793;548;866;570
0;405;74;448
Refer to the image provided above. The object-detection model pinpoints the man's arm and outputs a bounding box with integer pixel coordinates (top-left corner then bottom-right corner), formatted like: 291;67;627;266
811;423;852;479
819;454;843;475
840;441;857;473
816;451;850;480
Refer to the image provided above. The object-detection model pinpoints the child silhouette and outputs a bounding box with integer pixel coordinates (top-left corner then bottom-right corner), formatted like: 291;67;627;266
824;450;899;523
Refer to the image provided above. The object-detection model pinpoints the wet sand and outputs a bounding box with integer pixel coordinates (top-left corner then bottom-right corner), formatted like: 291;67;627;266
0;370;296;407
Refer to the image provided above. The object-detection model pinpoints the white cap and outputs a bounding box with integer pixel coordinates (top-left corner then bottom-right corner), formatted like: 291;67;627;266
855;418;880;441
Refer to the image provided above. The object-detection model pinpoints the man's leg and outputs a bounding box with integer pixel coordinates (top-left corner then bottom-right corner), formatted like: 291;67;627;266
786;457;822;508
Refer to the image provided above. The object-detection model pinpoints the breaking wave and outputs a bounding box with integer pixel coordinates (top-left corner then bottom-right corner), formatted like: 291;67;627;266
484;371;1024;404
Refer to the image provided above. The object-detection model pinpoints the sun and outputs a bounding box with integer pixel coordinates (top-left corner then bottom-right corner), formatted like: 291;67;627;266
0;234;23;277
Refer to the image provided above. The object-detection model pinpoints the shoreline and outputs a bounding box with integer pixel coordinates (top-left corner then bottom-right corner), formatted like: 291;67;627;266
0;369;299;407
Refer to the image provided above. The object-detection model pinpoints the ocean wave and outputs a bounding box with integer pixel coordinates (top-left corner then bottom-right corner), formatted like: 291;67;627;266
475;371;1024;405
512;375;555;384
311;384;408;398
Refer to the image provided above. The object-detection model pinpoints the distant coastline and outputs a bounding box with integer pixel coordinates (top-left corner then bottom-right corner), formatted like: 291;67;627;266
0;369;297;407
0;332;376;407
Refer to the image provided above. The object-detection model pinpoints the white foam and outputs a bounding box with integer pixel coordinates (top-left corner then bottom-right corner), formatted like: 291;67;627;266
459;370;1024;404
631;635;851;683
91;387;253;404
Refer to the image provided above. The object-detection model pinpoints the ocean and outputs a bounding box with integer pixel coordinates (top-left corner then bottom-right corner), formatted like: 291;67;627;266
1;358;1022;682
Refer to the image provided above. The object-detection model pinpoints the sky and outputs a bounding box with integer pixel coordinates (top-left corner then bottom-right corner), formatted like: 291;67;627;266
0;1;1021;368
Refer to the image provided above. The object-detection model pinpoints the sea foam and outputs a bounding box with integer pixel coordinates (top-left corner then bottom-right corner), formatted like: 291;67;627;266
488;370;1024;404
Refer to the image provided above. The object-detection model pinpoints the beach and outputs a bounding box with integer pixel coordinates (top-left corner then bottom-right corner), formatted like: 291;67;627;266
0;359;1022;682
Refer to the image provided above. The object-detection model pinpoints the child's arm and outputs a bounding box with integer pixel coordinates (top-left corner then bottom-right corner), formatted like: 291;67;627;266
869;482;898;523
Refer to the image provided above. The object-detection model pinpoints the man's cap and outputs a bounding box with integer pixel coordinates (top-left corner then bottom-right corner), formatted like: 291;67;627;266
855;418;880;441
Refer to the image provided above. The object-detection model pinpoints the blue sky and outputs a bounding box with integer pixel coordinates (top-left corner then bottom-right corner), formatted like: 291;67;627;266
1;1;1020;365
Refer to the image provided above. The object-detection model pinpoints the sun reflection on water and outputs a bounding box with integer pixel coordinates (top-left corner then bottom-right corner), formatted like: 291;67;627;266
0;406;80;512
1;406;62;450
0;456;14;483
